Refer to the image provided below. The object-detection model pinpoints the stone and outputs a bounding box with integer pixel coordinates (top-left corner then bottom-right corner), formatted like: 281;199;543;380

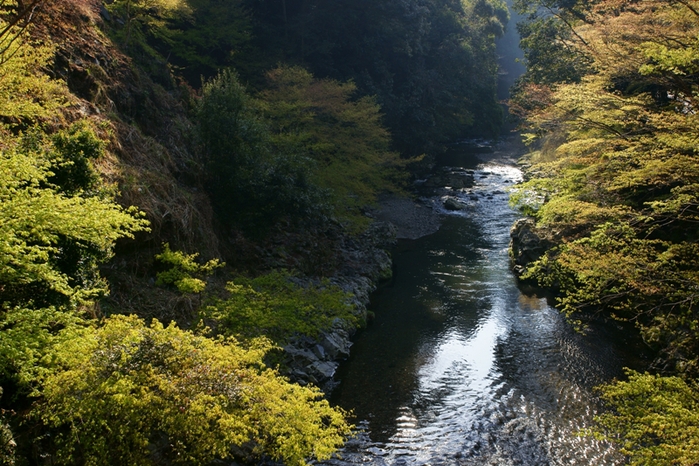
321;331;352;359
443;197;468;211
509;218;553;276
312;344;326;359
310;361;338;380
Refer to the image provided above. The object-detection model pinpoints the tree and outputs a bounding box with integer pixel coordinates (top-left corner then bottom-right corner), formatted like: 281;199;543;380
35;315;351;466
196;68;327;231
107;0;192;48
511;0;699;373
155;0;254;84
260;66;406;227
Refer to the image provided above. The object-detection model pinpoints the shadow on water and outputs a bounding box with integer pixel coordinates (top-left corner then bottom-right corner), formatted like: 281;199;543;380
330;217;492;443
323;139;649;465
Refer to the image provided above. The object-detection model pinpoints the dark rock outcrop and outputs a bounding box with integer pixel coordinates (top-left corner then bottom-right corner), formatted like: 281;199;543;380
282;221;396;392
443;196;469;211
509;218;552;276
423;169;474;189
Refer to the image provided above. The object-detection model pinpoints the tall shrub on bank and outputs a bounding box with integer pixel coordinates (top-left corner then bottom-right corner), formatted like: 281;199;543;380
197;68;327;231
35;315;351;466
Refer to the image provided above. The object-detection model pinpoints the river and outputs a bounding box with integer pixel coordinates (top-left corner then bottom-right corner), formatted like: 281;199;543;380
319;138;645;466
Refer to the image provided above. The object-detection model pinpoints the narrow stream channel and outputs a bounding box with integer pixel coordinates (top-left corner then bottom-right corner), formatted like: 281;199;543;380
321;139;644;466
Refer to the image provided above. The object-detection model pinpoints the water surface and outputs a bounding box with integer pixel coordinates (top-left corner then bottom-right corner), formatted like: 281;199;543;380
323;145;643;466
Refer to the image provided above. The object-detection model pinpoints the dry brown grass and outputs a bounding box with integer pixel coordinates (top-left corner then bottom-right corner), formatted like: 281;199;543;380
27;0;224;320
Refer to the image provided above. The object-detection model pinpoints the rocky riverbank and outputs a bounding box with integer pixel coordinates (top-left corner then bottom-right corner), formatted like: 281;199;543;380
288;134;532;392
509;217;552;277
284;137;532;393
281;221;397;391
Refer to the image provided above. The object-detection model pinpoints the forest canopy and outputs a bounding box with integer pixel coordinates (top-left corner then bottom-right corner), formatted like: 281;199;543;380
107;0;509;155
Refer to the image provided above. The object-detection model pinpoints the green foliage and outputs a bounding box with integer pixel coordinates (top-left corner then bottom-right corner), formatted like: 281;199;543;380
0;125;148;393
513;0;592;86
260;66;408;227
0;131;149;308
509;2;699;457
107;0;192;46
0;4;66;125
35;315;351;466
155;243;222;293
589;370;699;466
106;0;255;85
197;68;328;231
0;306;83;390
204;270;359;343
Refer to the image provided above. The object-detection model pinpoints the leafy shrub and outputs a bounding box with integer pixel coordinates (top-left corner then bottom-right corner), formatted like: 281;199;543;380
204;270;359;343
155;243;223;294
0;132;149;308
47;122;104;196
0;36;66;125
35;315;351;466
589;370;699;466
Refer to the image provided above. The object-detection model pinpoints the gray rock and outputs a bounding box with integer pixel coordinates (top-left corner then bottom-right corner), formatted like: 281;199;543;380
310;361;338;380
509;218;553;276
99;5;111;21
321;330;352;359
443;197;468;211
312;344;326;359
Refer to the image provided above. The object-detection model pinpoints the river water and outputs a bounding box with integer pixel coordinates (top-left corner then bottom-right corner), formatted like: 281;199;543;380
320;140;645;466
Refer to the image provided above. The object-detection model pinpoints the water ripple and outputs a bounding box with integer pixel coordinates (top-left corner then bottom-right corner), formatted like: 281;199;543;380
323;160;630;466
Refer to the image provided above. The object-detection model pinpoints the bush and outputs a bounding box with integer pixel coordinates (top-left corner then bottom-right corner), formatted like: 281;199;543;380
35;315;351;466
155;243;223;294
203;270;359;343
0;130;148;309
590;370;699;466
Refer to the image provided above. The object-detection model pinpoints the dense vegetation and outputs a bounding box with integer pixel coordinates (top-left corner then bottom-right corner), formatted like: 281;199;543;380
510;0;699;461
108;0;509;156
0;0;508;464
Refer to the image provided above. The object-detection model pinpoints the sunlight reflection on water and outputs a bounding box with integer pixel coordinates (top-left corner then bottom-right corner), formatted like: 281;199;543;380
322;154;632;466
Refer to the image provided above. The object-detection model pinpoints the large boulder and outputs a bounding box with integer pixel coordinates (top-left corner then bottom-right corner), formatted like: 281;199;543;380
443;196;469;211
509;218;552;276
